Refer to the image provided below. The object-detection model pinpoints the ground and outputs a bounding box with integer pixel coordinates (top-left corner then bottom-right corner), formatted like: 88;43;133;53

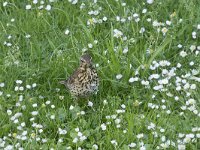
0;0;200;150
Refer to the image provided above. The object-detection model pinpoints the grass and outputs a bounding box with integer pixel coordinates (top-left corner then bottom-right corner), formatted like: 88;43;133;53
0;0;200;149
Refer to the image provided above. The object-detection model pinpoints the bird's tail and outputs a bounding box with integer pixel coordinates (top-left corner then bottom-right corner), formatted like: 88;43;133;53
59;80;67;85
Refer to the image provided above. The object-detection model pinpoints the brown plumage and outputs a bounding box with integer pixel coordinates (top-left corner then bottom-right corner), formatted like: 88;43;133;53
59;54;99;98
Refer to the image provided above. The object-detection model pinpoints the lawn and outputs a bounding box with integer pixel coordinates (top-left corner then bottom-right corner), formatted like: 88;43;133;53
0;0;200;149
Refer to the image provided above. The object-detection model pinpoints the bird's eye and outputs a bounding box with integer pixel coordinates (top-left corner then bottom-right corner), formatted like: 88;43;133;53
81;58;85;62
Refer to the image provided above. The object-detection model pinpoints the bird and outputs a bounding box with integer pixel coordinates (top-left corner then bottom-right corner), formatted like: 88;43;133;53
59;54;99;98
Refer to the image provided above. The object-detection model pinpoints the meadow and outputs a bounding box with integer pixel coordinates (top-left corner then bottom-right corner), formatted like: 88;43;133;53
0;0;200;149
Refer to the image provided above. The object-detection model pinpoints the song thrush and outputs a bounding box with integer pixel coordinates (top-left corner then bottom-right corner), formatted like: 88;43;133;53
59;54;99;98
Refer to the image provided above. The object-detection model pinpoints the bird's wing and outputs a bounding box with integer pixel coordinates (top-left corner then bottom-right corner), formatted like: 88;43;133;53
67;68;84;84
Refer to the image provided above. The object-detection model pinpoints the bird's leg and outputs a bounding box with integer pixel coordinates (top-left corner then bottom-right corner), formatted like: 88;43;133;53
71;95;79;106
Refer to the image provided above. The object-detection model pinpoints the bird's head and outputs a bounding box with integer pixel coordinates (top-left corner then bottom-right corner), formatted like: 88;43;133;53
80;54;92;66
